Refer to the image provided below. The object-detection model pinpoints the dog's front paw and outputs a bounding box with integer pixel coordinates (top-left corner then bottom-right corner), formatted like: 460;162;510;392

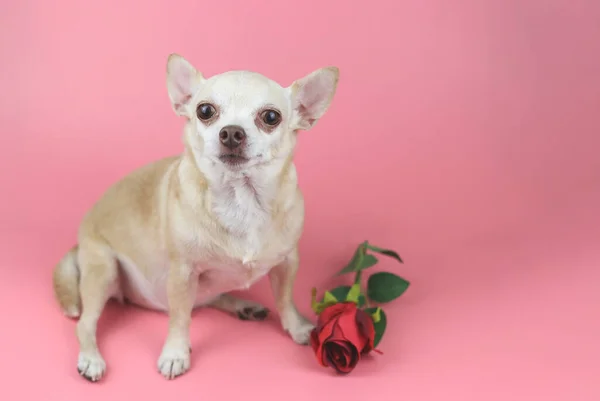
77;351;106;382
288;320;316;345
282;310;315;345
157;343;191;380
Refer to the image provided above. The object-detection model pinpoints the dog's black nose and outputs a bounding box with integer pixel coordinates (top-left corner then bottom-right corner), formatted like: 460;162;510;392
219;125;246;149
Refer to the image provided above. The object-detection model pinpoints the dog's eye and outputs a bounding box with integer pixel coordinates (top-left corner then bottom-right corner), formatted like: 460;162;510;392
196;103;216;120
261;109;281;126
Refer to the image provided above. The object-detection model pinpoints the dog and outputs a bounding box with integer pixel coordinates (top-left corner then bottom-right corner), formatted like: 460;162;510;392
52;53;339;382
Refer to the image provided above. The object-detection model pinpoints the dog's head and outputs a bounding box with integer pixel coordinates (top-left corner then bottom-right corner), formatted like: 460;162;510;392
166;54;339;173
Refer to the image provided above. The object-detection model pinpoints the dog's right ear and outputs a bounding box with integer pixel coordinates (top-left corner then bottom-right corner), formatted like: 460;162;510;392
166;54;204;117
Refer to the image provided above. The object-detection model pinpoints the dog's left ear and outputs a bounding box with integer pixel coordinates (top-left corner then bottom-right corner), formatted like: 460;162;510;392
166;54;205;117
288;67;339;131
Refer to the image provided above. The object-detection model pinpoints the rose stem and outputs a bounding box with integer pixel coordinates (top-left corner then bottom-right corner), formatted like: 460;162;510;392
354;270;370;308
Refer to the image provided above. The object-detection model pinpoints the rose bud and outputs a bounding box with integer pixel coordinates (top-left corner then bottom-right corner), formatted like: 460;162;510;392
310;302;376;374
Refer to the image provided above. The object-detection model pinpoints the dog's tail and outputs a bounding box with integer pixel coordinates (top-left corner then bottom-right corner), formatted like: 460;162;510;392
52;245;81;319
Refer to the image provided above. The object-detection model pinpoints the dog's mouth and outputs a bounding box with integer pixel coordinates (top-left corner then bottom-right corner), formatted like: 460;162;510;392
218;154;249;166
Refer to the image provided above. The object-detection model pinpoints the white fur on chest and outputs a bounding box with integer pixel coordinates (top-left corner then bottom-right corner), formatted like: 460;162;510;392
200;257;278;293
210;172;273;262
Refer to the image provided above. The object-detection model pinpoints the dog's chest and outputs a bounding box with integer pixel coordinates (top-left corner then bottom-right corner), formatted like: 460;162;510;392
211;178;269;243
200;256;279;295
198;239;286;295
198;178;286;291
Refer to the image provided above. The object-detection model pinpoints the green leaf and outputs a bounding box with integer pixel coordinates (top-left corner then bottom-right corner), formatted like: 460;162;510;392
324;286;366;307
323;291;338;304
338;244;379;275
337;244;365;274
365;244;404;264
365;307;387;347
367;272;410;303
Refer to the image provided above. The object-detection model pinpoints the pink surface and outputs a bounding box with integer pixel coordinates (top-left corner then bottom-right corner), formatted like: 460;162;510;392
1;0;599;400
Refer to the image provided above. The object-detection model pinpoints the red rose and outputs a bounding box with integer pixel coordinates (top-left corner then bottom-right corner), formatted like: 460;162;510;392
310;302;376;374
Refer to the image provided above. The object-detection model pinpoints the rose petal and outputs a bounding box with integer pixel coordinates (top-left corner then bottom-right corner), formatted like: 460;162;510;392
335;304;368;352
313;320;338;367
325;340;359;374
337;340;360;371
325;343;347;369
324;342;347;373
355;309;376;353
316;319;337;343
319;321;347;368
317;303;351;327
310;328;321;353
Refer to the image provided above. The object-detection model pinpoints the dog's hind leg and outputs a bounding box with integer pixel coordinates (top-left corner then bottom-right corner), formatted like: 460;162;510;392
207;293;270;321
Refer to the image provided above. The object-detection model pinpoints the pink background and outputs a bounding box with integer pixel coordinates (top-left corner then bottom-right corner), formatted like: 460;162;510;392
1;0;599;400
